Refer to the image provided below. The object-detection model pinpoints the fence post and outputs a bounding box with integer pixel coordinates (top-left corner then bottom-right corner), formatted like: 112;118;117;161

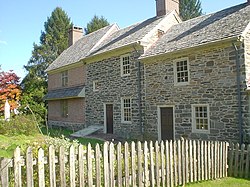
38;148;45;187
49;145;56;187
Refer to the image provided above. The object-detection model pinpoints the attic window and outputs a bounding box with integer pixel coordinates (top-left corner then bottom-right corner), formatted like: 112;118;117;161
158;29;164;38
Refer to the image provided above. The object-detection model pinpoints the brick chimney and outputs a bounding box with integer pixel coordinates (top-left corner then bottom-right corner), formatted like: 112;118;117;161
68;26;83;46
156;0;179;17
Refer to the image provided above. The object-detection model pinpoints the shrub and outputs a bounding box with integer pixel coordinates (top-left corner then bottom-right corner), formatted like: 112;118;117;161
0;114;40;136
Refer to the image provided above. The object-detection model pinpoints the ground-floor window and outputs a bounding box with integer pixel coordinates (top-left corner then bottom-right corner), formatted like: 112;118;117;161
192;104;210;133
121;97;132;123
60;100;68;118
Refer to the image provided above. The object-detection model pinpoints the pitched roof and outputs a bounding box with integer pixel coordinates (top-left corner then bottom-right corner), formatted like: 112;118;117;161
46;24;118;72
47;14;172;72
141;3;250;59
88;15;169;56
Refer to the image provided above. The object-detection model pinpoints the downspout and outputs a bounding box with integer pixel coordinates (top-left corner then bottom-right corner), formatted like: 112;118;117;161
232;42;243;144
133;44;144;137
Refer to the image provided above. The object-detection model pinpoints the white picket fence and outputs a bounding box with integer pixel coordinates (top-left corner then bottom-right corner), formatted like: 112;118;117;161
0;139;231;186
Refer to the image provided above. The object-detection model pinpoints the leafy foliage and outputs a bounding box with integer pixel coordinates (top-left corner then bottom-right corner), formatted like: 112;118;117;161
21;7;72;124
180;0;203;21
0;114;39;136
0;67;21;114
86;15;110;34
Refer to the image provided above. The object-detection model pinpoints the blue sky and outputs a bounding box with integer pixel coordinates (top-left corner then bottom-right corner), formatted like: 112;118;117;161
0;0;246;80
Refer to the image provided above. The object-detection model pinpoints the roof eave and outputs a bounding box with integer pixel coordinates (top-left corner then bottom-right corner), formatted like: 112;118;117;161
140;36;240;61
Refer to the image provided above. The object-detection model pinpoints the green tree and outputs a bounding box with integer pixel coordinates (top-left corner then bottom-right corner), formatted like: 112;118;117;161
21;7;72;124
180;0;203;21
86;15;109;34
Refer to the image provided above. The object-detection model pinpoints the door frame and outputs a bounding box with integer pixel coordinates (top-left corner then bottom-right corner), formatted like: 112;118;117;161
157;105;175;141
103;103;113;134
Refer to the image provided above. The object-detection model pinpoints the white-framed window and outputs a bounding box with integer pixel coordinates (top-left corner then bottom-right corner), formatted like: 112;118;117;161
62;70;68;87
121;97;132;123
121;54;130;76
174;57;190;85
93;80;100;91
61;100;68;118
192;104;210;133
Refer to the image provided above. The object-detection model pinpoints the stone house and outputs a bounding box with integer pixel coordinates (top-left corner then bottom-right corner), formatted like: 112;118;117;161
45;0;250;143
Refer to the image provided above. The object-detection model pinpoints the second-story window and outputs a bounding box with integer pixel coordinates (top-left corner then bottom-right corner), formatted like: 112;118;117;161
62;70;68;87
174;57;190;85
121;54;130;76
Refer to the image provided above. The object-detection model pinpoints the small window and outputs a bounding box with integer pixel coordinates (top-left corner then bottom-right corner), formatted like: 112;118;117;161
121;55;130;76
192;104;210;133
121;97;132;123
93;80;100;91
62;71;68;87
61;100;68;118
174;58;189;85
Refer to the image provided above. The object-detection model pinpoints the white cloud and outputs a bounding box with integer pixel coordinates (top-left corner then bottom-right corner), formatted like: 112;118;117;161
0;40;7;45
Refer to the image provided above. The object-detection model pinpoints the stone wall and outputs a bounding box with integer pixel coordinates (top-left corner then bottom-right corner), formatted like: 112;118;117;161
244;28;250;143
143;42;248;142
85;50;144;139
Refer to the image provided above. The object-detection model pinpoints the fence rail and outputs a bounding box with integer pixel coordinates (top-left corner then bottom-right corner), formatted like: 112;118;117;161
0;139;248;186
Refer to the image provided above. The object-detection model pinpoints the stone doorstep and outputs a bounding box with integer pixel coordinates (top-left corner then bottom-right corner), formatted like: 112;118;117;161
70;125;103;138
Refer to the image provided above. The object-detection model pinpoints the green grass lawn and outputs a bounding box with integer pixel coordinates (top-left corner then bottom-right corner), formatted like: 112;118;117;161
0;126;103;158
185;177;250;187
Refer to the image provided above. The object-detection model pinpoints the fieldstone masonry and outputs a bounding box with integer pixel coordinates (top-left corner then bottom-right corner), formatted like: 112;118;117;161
144;42;249;142
86;50;145;139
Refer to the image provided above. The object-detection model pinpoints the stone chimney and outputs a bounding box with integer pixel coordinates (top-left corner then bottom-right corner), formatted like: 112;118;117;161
68;26;83;46
156;0;179;17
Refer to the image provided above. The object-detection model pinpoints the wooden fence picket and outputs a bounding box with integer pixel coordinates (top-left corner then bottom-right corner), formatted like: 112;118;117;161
144;141;149;187
87;143;93;187
26;146;33;187
1;139;249;186
117;142;122;187
14;146;21;187
245;145;250;178
38;148;45;187
59;146;66;187
137;141;143;187
0;158;10;187
103;142;109;187
95;144;101;187
78;145;85;187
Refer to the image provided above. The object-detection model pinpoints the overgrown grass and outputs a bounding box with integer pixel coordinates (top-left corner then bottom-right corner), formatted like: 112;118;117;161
0;115;103;158
185;177;250;187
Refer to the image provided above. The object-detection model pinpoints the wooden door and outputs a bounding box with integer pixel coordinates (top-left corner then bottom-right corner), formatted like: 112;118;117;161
106;104;113;134
160;107;174;140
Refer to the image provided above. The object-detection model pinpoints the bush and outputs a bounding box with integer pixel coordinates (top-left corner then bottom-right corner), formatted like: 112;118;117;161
0;115;40;136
